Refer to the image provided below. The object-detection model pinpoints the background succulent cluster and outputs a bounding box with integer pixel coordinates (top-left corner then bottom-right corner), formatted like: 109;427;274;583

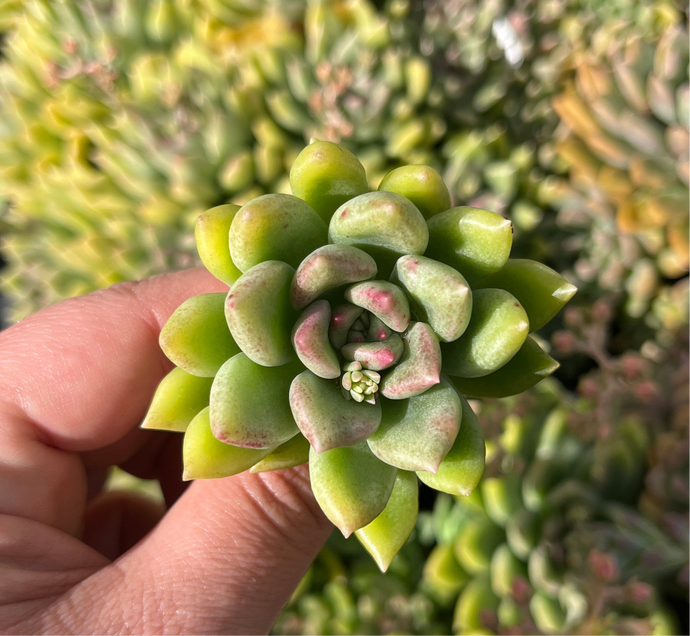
0;0;687;633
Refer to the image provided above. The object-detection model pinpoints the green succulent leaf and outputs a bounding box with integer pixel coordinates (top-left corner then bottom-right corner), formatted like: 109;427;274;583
453;575;500;633
290;244;378;310
290;371;382;453
229;193;327;272
530;592;567;635
448;336;559;398
226;260;298;367
328;302;364;350
341;334;404;371
310;441;397;537
329;191;429;276
454;515;504;575
481;476;523;527
528;544;564;597
195;204;242;285
506;508;542;560
426;206;513;284
475;259;577;332
289;140;369;223
292;300;340;379
183;407;272;481
344;280;411;332
423;544;471;603
378;164;451;220
490;543;528;598
355;471;419;572
141;367;213;433
380;322;441;399
369;378;461;472
441;288;529;378
391;255;472;342
365;315;391;341
160;293;240;377
250;434;310;474
417;394;485;496
210;353;301;449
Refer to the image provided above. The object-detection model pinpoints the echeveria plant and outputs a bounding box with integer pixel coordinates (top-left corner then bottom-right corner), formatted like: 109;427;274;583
143;141;575;571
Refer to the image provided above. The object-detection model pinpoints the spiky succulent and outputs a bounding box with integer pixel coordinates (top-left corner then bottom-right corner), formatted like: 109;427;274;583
142;140;575;569
553;17;689;320
420;382;685;635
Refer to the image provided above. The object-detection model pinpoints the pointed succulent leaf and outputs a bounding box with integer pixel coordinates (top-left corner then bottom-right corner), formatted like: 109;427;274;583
453;576;500;633
329;191;429;276
475;259;577;332
369;378;461;472
490;543;528;598
229;193;327;272
328;302;364;350
506;508;542;560
417;394;485;496
448;336;558;398
141;367;212;432
226;261;298;367
289;141;369;223
250;434;310;473
183;407;272;480
427;206;513;284
290;371;381;453
344;280;411;332
292;300;340;379
454;516;504;575
355;471;418;572
498;598;522;628
160;293;240;377
530;592;567;635
380;322;441;399
441;289;529;378
378;164;451;219
195;204;242;285
309;441;397;537
341;334;404;371
290;245;377;309
210;353;301;449
391;255;472;342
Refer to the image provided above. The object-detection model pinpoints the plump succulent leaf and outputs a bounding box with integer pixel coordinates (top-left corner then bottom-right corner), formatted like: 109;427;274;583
289;141;369;223
210;353;301;449
355;471;419;572
329;191;429;276
378;165;451;220
530;591;568;635
341;334;405;371
290;371;382;453
328;302;364;350
183;407;272;481
310;441;397;537
426;206;513;284
226;261;298;367
391;255;472;342
380;322;442;399
482;476;523;527
141;367;213;432
506;508;542;560
292;300;340;379
448;336;558;398
369;378;462;472
291;245;377;310
417;394;485;496
195;204;242;285
229;193;327;272
491;543;528;597
250;434;310;474
453;576;500;633
344;280;411;332
454;516;505;575
441;289;529;378
475;259;577;332
160;293;240;377
423;544;471;602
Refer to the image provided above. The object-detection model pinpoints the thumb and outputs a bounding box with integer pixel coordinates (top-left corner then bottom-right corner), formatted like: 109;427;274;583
61;466;332;635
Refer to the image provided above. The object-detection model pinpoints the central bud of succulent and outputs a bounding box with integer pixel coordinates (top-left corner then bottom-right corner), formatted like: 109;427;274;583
341;361;380;403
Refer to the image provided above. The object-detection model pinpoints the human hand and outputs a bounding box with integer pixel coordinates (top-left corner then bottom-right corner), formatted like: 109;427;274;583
0;268;332;634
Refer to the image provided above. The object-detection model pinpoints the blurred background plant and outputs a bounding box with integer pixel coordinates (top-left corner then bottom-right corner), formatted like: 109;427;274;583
1;0;687;633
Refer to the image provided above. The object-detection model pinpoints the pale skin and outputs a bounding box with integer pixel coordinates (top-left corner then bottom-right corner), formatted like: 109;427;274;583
0;268;333;634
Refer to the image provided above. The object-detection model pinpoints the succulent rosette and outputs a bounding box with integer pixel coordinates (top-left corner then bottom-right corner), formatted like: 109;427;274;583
143;140;575;571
